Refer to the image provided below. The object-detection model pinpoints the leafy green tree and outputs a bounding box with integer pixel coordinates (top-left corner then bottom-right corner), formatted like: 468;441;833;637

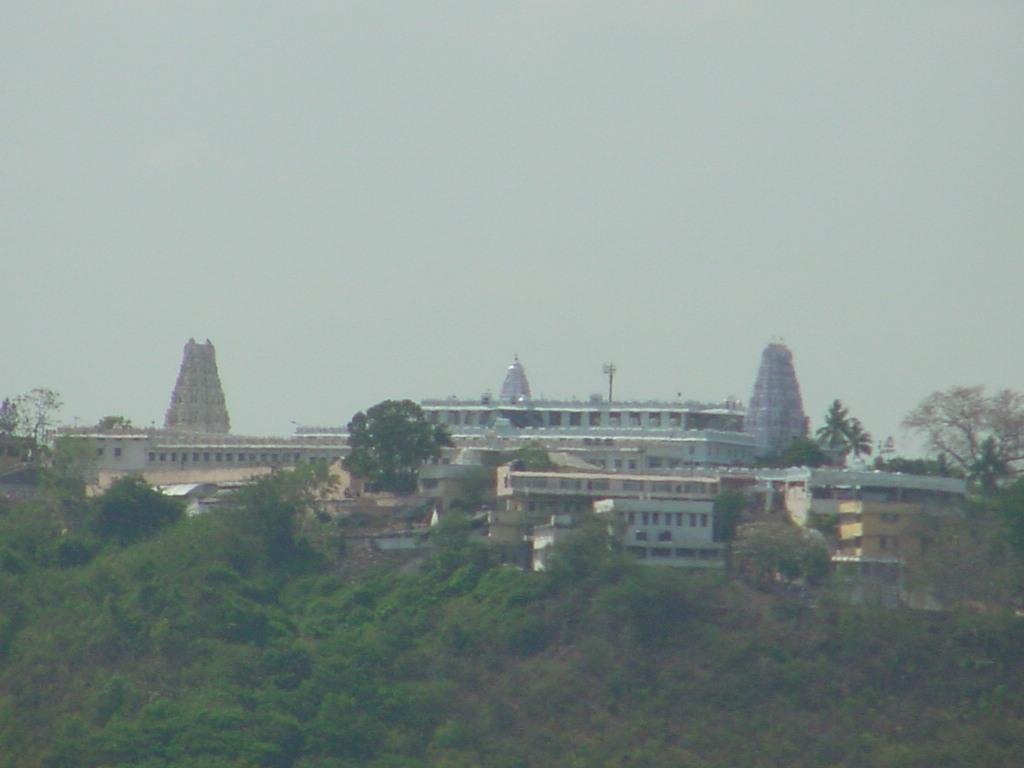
712;489;746;543
344;399;452;493
451;466;496;511
236;462;334;560
544;515;633;589
780;437;829;468
510;445;554;471
45;436;95;500
96;415;134;431
873;454;963;478
969;436;1010;495
93;476;184;544
998;478;1024;560
733;522;830;587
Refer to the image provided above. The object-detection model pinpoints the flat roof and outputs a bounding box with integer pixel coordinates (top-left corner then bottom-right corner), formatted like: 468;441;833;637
760;467;966;495
505;468;721;483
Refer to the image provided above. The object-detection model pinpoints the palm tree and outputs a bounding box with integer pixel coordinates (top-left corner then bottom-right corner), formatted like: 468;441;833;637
816;400;851;453
816;400;873;464
845;418;873;459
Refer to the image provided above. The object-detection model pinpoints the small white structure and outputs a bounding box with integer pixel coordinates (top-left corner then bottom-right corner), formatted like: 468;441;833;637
156;482;220;516
531;514;574;571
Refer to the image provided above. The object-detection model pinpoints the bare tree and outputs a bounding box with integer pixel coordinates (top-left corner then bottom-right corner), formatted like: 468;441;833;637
14;388;63;443
903;385;1024;475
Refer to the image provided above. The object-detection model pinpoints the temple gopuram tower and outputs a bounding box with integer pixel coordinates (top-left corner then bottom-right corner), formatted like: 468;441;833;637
499;355;532;403
164;338;231;433
745;342;807;457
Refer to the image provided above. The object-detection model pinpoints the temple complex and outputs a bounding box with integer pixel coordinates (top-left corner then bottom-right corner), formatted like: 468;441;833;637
164;338;231;434
413;355;755;468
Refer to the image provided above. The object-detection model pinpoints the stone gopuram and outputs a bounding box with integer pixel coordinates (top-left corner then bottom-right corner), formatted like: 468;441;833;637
164;338;231;434
745;342;808;458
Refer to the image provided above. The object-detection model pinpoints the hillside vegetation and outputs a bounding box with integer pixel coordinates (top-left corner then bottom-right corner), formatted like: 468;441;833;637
1;470;1023;767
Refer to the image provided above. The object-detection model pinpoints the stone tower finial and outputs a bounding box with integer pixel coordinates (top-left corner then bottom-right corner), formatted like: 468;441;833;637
745;342;807;457
164;339;231;434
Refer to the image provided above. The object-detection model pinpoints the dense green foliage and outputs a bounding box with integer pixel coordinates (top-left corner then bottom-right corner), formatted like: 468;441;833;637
733;522;831;587
1;472;1024;767
508;446;554;471
712;490;745;542
873;454;963;478
94;477;184;545
758;437;830;468
344;400;452;493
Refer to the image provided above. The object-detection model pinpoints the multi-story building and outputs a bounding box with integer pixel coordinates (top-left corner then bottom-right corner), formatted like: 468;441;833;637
594;498;723;568
58;428;349;491
493;463;721;544
420;397;755;467
764;467;965;530
762;467;967;603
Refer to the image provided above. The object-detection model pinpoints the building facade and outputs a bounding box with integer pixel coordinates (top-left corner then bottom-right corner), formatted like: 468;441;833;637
594;498;723;567
763;467;967;605
493;464;720;544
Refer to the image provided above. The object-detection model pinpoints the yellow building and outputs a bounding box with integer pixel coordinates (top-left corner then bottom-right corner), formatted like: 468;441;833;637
836;499;960;560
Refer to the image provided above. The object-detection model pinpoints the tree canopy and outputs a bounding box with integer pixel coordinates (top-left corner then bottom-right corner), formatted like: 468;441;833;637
236;462;335;560
873;454;962;478
93;476;184;545
757;437;829;468
343;399;452;493
733;521;831;587
13;388;62;443
96;415;134;431
903;385;1024;481
712;489;746;543
0;388;62;443
0;399;18;437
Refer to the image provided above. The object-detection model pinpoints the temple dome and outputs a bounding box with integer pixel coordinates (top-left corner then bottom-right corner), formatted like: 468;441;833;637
499;355;532;403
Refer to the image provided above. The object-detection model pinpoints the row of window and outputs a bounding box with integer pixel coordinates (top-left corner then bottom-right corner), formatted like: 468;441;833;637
626;510;709;528
147;451;332;465
812;488;955;503
627;546;721;560
510;476;715;495
425;409;742;430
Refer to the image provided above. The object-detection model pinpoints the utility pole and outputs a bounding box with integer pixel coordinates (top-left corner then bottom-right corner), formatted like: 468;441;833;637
602;363;617;402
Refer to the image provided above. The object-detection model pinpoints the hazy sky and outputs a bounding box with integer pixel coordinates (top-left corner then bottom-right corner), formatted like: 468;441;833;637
4;2;1022;454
